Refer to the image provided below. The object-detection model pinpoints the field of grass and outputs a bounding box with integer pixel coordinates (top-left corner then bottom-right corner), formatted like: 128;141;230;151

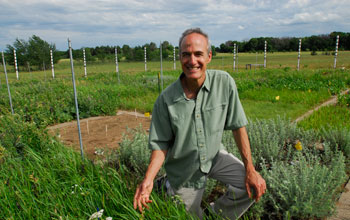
0;53;350;219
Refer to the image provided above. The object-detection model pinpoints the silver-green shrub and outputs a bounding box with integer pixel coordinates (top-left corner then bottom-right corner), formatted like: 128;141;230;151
118;126;165;177
261;150;346;219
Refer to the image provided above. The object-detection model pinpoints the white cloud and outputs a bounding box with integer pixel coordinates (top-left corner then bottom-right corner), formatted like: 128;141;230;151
0;0;349;51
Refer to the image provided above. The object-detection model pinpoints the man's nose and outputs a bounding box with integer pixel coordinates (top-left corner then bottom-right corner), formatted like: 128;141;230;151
189;54;196;64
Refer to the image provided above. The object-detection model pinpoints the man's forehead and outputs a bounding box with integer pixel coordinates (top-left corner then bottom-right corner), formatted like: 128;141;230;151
181;34;208;50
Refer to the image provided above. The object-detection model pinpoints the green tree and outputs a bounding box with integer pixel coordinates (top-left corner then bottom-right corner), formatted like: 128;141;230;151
27;35;56;69
6;35;57;70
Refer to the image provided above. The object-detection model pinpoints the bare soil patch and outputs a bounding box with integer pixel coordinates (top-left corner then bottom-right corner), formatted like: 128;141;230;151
48;111;151;159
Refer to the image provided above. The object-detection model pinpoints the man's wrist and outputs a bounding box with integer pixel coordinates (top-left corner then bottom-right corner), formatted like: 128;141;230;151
245;164;256;173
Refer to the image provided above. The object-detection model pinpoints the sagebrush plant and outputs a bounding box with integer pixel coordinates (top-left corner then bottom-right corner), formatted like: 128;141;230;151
261;151;346;219
117;125;166;178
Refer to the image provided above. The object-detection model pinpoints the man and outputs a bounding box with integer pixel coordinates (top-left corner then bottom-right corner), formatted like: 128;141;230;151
133;28;266;219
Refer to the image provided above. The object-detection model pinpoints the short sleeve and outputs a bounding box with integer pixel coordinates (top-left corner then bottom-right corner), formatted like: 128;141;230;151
148;95;174;151
224;76;248;130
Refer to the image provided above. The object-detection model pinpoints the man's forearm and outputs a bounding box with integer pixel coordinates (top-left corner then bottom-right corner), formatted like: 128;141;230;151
232;127;255;172
144;150;167;181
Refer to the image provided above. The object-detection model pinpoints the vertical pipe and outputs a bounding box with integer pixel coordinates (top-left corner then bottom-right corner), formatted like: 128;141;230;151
334;35;339;69
173;47;176;70
297;39;302;71
83;48;87;77
233;43;236;71
68;39;84;160
115;47;119;83
2;52;14;114
144;46;147;71
13;49;19;80
160;41;163;91
50;49;55;78
264;41;267;68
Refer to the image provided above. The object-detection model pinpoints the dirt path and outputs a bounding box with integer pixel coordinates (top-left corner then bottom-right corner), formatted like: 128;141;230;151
293;88;349;123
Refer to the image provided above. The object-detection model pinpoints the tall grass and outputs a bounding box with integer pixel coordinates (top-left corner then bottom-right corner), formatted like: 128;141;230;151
0;115;194;219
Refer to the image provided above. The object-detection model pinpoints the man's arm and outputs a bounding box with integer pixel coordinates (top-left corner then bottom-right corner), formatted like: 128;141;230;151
232;126;266;202
133;149;167;213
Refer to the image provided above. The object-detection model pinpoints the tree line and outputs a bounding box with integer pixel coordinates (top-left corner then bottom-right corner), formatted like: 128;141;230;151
217;32;350;53
3;31;349;70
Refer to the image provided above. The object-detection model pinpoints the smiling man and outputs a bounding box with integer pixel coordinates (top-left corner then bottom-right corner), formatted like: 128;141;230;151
133;28;266;220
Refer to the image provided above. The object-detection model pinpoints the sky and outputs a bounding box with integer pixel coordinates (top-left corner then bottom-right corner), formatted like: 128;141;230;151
1;0;349;51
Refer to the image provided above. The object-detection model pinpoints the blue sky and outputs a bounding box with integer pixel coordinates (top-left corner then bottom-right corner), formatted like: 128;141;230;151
1;0;349;51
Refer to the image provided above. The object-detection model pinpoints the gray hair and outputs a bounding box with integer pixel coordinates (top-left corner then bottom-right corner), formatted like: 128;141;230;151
178;28;212;55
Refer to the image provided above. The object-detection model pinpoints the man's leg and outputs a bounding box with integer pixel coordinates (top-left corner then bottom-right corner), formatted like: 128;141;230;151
166;184;206;219
208;150;254;220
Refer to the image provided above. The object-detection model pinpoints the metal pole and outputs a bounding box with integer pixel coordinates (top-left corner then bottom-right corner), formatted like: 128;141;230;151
233;43;236;71
144;46;147;72
83;48;87;77
160;41;163;91
173;47;176;70
13;49;19;80
334;35;339;69
68;39;84;160
115;47;119;83
297;39;302;71
264;41;267;68
2;51;14;114
50;49;55;78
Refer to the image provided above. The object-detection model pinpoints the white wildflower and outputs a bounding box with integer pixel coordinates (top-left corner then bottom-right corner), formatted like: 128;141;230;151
88;209;104;220
106;217;113;220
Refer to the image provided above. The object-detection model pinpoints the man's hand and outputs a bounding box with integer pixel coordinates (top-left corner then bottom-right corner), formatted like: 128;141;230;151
245;169;266;202
133;178;154;213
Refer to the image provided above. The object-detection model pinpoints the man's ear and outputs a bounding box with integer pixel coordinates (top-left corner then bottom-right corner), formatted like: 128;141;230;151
207;51;212;62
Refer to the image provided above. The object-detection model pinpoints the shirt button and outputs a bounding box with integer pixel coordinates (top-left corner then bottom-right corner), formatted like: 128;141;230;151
196;114;200;118
199;144;204;148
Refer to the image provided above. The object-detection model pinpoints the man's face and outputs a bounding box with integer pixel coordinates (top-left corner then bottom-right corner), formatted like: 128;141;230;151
180;33;212;81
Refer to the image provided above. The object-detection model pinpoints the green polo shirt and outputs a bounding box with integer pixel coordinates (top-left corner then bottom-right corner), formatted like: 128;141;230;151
149;69;247;190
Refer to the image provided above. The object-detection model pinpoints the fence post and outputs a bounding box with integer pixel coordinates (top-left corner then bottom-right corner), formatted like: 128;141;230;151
297;39;302;71
144;46;147;72
233;43;236;71
160;41;163;91
2;51;14;114
115;47;120;83
236;45;239;70
13;49;19;80
334;35;339;69
264;41;267;68
68;39;84;160
83;48;87;77
173;46;176;70
50;49;55;78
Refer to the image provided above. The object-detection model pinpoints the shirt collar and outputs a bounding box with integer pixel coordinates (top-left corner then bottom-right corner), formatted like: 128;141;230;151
172;71;211;103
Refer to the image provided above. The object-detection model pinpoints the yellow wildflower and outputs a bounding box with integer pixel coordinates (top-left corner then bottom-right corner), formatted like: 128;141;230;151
29;173;39;183
294;141;302;151
308;89;311;93
144;112;150;117
275;96;280;101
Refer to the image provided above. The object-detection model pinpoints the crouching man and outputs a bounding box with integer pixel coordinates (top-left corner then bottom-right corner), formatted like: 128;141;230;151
133;28;266;219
